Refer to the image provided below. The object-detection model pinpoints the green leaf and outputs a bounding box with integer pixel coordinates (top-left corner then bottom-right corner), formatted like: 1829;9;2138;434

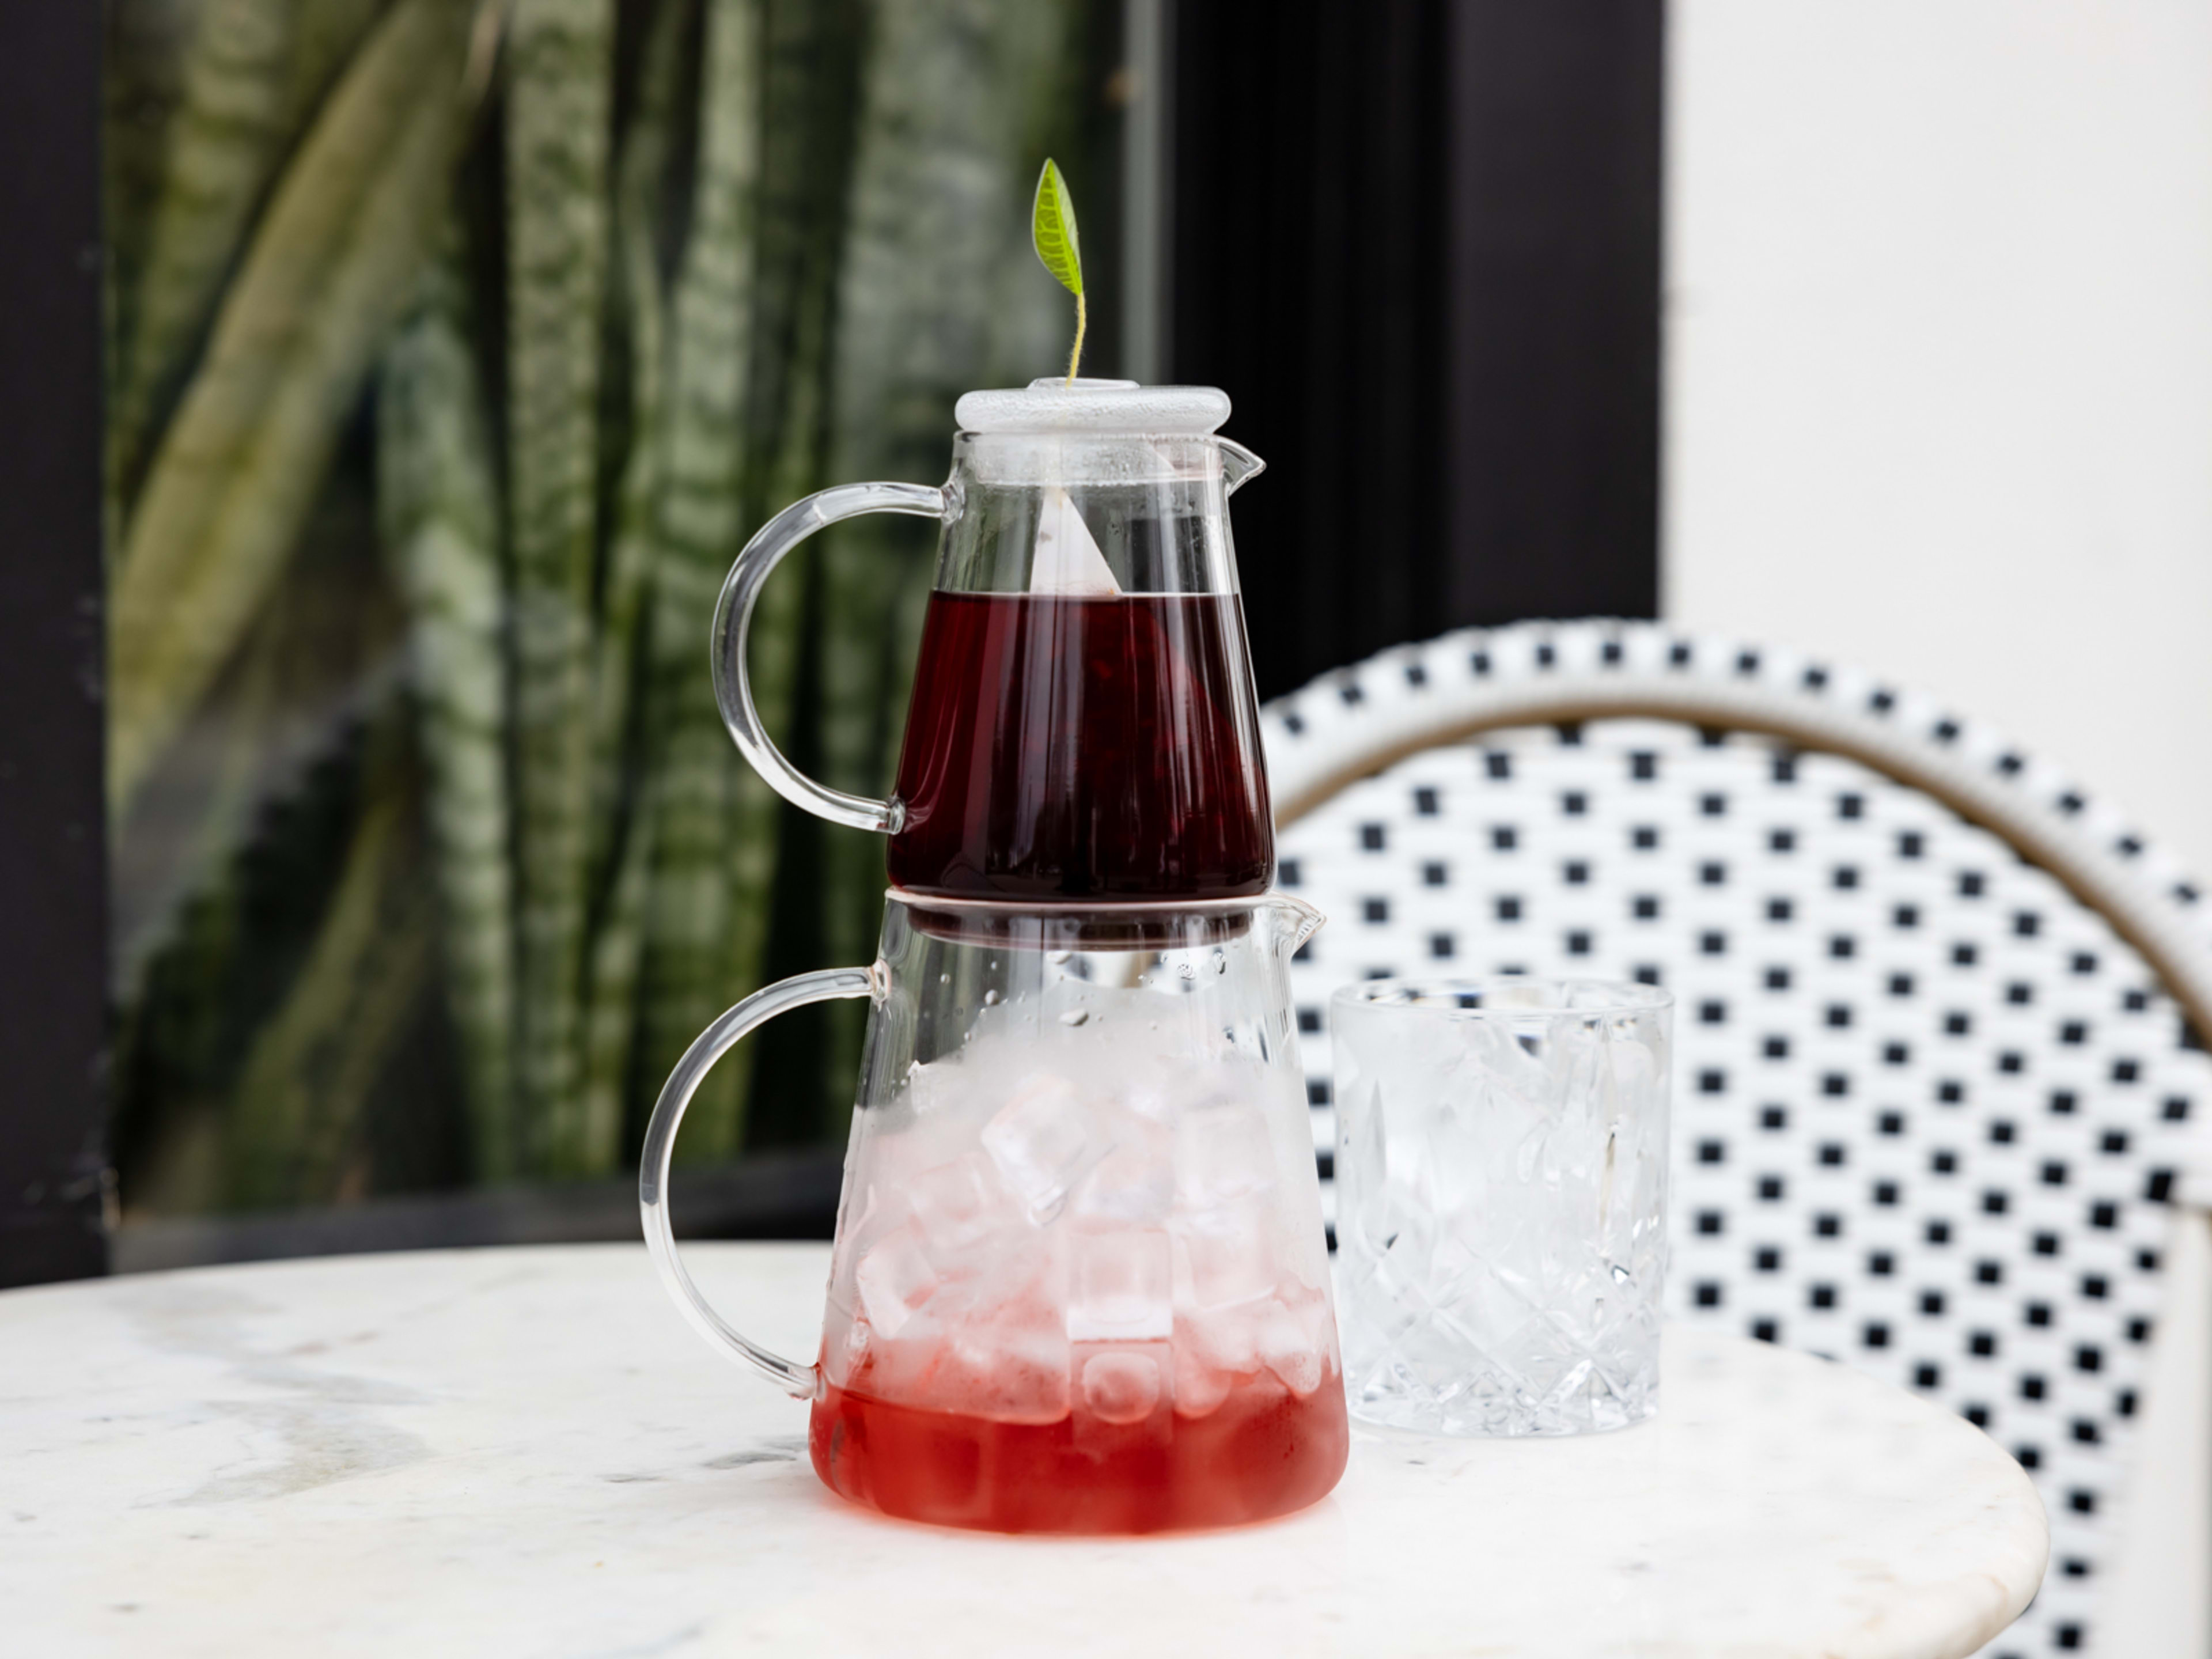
1031;157;1082;298
108;0;480;817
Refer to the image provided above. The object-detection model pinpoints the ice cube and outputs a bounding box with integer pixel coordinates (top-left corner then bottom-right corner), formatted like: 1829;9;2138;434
1081;1350;1164;1425
906;1152;1012;1268
897;1056;961;1127
1175;1100;1275;1209
982;1072;1108;1224
836;1175;903;1263
1067;1230;1172;1342
1171;1331;1234;1419
1604;1015;1664;1101
1459;1007;1563;1103
854;1228;937;1336
1072;1115;1173;1225
1255;1295;1332;1398
1175;1289;1328;1415
819;1298;872;1387
1273;1343;1328;1400
1176;1192;1278;1310
930;1288;1073;1423
857;1099;972;1199
1121;1077;1173;1123
858;1252;1073;1423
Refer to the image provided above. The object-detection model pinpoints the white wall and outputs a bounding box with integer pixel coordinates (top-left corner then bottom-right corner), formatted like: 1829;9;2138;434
1665;5;2212;1653
1665;0;2212;880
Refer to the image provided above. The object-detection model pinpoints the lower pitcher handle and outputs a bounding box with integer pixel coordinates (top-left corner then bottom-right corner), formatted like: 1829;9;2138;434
638;965;881;1399
713;481;948;834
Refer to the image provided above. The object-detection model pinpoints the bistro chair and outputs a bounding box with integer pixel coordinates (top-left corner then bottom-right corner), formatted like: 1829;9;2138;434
1266;619;2212;1657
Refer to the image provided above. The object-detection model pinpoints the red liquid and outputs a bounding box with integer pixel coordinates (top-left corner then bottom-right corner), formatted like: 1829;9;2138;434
887;592;1273;899
809;1372;1349;1534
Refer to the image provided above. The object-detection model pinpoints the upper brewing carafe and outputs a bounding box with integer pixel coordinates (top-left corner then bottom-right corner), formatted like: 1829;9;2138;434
715;379;1272;900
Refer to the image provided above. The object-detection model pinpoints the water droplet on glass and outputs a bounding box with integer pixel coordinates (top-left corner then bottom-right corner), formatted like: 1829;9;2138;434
1058;1009;1088;1027
1046;949;1073;965
983;988;1001;1006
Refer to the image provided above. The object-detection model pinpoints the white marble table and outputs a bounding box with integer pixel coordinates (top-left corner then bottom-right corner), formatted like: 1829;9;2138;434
1;1243;2044;1657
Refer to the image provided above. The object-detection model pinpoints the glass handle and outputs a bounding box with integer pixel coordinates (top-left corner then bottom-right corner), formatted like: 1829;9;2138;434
713;481;949;833
638;966;880;1399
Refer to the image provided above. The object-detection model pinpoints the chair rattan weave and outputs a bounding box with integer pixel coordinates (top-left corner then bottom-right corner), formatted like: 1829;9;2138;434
1266;619;2212;1657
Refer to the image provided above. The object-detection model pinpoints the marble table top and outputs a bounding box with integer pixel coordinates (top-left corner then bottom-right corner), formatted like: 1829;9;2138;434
1;1243;2045;1658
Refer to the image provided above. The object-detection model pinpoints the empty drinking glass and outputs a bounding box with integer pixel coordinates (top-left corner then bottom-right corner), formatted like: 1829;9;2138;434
1330;978;1672;1437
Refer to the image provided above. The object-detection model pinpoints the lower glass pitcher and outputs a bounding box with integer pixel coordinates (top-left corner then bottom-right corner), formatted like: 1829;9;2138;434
639;891;1349;1534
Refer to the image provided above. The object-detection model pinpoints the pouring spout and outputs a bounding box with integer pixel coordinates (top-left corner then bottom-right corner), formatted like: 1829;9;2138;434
1266;891;1326;960
1217;437;1267;496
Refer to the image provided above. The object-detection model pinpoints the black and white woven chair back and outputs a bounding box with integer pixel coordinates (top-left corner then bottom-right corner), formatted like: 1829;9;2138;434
1267;620;2212;1659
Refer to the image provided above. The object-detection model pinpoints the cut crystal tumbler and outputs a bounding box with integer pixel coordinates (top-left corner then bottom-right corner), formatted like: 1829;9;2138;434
1330;978;1672;1437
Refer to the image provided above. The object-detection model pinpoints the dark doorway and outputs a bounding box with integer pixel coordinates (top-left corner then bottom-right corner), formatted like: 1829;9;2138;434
0;2;108;1288
1169;0;1662;701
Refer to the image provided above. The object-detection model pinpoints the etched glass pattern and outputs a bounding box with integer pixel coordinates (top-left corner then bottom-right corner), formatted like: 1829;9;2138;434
1332;978;1672;1435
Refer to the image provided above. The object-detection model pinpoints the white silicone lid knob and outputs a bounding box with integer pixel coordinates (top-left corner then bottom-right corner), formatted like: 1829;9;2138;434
955;378;1233;437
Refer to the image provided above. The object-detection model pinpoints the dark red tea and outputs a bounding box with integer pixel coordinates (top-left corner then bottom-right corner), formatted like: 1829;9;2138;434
809;1370;1349;1534
887;592;1272;899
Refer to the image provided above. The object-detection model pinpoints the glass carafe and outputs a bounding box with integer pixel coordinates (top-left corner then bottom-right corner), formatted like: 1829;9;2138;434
715;380;1274;900
638;891;1347;1534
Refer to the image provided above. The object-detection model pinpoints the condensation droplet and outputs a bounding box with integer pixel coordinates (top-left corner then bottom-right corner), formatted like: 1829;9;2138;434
1058;1009;1088;1027
983;988;1001;1006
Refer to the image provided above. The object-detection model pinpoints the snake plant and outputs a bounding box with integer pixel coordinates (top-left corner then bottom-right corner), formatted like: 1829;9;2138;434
107;0;1101;1212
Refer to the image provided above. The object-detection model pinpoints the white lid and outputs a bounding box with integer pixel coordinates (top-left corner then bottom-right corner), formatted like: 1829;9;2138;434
955;377;1232;436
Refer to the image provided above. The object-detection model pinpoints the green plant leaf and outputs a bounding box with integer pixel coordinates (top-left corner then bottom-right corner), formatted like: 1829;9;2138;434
1032;157;1082;298
108;0;481;817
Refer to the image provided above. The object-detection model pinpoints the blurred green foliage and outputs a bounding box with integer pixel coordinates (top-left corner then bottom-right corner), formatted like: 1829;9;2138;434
105;0;1115;1215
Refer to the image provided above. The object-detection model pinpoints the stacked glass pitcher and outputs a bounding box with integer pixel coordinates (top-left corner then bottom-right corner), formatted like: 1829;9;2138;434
639;380;1349;1533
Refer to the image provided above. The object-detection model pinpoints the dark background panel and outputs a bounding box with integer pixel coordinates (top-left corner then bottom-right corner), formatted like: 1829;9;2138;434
1445;1;1663;629
0;0;1664;1283
0;2;111;1287
1169;0;1661;701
